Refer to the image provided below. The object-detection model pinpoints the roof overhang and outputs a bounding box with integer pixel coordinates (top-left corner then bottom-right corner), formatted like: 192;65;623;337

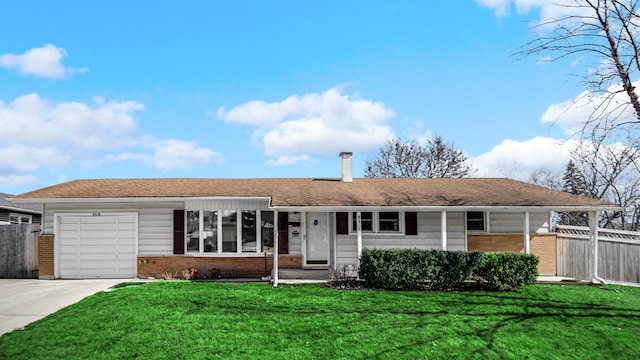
271;205;622;212
0;205;42;214
8;196;273;204
9;196;620;213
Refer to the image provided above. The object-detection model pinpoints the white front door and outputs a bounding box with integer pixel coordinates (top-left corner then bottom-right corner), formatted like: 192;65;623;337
305;212;330;266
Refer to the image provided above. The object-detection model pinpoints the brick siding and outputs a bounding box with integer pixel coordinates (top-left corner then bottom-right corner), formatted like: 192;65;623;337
37;234;54;279
137;254;303;279
467;233;557;275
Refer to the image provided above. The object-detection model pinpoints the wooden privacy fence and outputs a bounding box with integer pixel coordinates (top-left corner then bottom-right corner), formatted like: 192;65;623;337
556;225;640;284
0;224;39;278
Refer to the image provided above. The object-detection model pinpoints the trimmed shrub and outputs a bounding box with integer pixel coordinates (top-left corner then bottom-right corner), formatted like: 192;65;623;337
478;252;540;290
359;248;539;291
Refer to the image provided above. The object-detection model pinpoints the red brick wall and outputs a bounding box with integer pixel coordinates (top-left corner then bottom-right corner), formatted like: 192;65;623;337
467;233;557;275
37;235;54;279
530;234;557;276
137;255;303;279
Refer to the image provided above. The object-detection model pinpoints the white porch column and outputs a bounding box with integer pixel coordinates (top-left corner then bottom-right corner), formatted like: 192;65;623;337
524;212;531;254
441;211;447;251
588;210;600;283
272;210;279;287
356;211;363;259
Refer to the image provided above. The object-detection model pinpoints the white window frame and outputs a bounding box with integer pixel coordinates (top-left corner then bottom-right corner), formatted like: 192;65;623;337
185;209;273;255
349;211;404;234
9;213;31;224
466;211;487;232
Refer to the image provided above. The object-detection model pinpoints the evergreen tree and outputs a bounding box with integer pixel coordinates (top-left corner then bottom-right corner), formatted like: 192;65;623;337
558;160;590;226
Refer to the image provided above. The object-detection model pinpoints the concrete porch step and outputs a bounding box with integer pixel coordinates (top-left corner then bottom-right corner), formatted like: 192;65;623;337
278;268;329;280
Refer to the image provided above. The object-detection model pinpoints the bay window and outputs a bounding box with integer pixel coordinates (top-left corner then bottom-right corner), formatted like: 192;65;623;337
222;210;238;253
186;209;273;254
203;211;217;253
186;211;200;252
241;210;257;252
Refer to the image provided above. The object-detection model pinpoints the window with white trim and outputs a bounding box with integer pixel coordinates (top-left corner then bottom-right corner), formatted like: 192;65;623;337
350;211;402;233
9;213;32;224
351;212;374;232
186;209;274;254
467;211;486;231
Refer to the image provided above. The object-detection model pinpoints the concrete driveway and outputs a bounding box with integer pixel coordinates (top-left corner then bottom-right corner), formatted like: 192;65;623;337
0;279;133;336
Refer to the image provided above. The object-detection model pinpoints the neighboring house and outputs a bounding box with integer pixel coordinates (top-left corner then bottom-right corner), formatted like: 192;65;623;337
0;192;41;225
10;153;617;281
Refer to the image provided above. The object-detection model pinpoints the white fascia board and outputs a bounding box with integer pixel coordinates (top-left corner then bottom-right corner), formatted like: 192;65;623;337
0;205;42;214
270;205;622;212
10;196;273;204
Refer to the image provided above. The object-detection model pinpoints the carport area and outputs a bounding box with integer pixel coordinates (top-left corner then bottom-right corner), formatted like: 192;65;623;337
0;279;131;336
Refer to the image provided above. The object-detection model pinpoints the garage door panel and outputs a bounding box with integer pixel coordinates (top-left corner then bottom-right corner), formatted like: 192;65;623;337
57;213;137;279
80;224;118;234
78;246;118;260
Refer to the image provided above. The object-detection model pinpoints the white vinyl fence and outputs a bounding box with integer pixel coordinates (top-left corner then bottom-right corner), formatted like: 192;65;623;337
0;224;39;278
556;225;640;284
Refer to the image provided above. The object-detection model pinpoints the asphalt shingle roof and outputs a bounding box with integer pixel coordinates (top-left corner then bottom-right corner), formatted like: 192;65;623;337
12;178;616;209
0;192;41;213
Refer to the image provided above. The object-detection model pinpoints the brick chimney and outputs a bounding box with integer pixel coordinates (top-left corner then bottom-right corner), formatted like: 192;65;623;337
340;152;353;182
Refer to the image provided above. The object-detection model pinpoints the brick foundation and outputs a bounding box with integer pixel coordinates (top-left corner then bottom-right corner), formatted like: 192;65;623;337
467;233;557;275
37;234;54;279
137;255;303;279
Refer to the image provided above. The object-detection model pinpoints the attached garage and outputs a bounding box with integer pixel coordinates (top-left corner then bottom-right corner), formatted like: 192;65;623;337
55;213;138;279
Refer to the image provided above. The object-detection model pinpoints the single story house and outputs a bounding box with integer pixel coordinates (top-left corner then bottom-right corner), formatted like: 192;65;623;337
0;192;41;225
10;153;617;282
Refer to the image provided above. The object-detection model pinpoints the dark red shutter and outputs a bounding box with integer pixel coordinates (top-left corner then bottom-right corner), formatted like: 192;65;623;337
277;212;289;254
173;210;185;254
336;212;348;235
405;212;417;236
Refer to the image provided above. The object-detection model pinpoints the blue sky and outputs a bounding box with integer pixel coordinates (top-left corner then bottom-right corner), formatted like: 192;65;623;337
0;1;594;194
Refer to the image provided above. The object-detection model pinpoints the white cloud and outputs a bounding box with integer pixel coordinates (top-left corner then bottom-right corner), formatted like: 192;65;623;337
0;44;88;79
0;145;70;174
266;154;312;166
473;136;575;179
541;81;639;136
152;139;222;171
103;139;222;171
0;94;222;186
0;93;143;149
218;86;395;164
0;174;38;188
477;0;581;19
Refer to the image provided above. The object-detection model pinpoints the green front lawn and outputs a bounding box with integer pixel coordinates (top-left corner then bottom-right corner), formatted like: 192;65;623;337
1;282;639;359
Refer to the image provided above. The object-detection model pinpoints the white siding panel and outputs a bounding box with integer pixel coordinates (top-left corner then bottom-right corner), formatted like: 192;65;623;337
336;236;358;266
489;212;550;233
137;209;175;256
185;199;270;211
45;202;182;257
336;211;467;265
446;212;466;249
289;236;302;255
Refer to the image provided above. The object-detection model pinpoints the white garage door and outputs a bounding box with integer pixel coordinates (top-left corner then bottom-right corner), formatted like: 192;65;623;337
57;213;138;279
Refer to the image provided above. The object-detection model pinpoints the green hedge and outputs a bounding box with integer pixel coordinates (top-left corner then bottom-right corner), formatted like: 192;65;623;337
358;249;539;291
